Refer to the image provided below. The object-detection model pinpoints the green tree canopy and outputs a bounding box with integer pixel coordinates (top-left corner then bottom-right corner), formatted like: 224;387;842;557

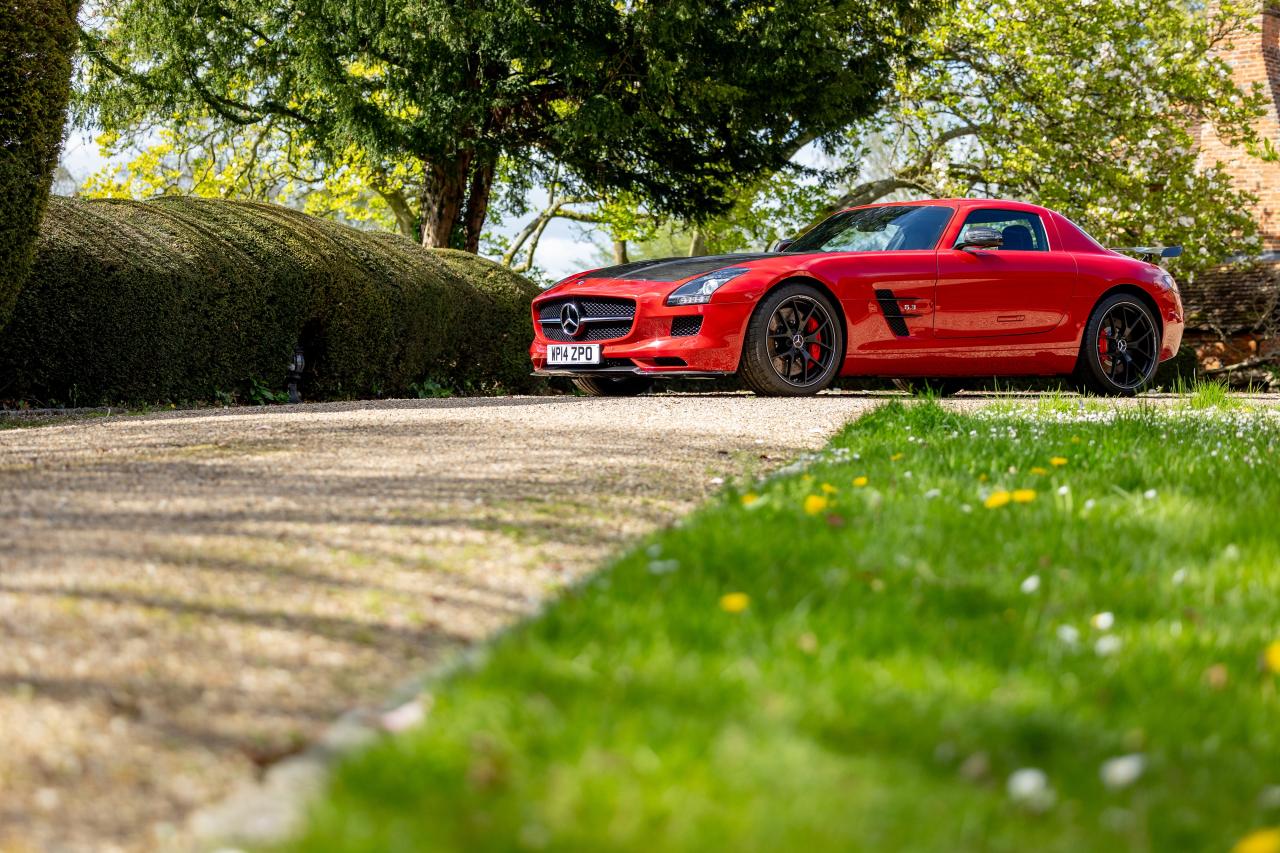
80;0;939;249
616;0;1268;276
835;0;1266;271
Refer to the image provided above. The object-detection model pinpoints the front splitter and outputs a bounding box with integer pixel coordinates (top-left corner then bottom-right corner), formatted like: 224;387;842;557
533;368;733;379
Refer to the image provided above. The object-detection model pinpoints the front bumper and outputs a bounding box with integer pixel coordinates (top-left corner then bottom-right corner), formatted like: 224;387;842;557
529;280;752;378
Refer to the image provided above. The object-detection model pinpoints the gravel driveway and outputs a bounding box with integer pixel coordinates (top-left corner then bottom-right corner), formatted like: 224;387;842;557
0;393;885;852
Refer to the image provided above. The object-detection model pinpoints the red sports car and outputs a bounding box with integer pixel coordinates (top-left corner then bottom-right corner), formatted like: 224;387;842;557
529;199;1184;397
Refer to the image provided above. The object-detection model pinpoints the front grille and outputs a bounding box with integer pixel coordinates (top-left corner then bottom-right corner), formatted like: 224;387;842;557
537;296;637;343
671;316;703;337
543;324;631;342
537;298;637;322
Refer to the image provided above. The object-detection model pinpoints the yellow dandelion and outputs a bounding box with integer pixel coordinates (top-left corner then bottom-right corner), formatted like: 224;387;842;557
1232;828;1280;853
1070;435;1082;444
984;490;1011;509
853;476;868;487
1030;466;1048;476
1050;456;1068;467
821;483;838;494
803;494;829;515
741;492;760;507
1012;489;1037;503
1265;641;1280;674
978;473;989;482
890;452;904;461
720;592;750;613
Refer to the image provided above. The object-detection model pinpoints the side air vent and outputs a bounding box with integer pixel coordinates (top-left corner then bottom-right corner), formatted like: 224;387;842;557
874;289;910;337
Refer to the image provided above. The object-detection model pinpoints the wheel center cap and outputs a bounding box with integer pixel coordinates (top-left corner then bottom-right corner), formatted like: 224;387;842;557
792;333;805;349
1116;338;1128;353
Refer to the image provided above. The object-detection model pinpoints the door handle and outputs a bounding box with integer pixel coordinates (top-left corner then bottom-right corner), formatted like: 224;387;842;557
997;314;1025;323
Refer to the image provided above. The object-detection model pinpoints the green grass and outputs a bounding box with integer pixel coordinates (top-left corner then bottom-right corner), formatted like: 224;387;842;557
286;400;1280;852
1186;380;1242;411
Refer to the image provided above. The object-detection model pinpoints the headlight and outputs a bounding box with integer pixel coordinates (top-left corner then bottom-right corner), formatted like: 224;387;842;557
665;267;749;306
1160;273;1179;294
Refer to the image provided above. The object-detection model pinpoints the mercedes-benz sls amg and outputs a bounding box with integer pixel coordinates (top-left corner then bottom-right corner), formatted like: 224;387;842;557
529;199;1184;397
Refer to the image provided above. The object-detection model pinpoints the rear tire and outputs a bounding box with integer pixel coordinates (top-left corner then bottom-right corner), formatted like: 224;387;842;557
893;378;964;397
739;283;844;397
572;376;654;397
1075;293;1160;397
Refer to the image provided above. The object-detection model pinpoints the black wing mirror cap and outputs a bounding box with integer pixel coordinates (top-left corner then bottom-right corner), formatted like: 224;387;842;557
769;237;796;253
956;227;1003;251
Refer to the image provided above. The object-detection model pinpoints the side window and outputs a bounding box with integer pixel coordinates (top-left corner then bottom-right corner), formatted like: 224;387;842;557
955;209;1050;252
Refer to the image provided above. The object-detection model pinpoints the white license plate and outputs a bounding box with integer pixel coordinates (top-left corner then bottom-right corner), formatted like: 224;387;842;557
547;343;601;365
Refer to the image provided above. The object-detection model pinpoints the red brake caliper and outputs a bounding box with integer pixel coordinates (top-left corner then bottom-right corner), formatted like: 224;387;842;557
1098;327;1110;363
807;317;821;362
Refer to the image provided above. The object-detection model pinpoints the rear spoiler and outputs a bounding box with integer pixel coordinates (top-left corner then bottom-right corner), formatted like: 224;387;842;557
1110;245;1183;264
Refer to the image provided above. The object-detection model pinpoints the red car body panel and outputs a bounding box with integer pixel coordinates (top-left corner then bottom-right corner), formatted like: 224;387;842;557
529;198;1184;380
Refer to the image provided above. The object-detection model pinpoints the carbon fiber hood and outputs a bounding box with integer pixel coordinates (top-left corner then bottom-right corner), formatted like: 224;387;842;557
583;253;774;283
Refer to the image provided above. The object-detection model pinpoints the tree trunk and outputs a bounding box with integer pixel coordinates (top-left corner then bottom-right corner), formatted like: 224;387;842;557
461;155;495;253
688;228;707;257
419;157;470;248
514;212;555;273
376;187;417;239
612;240;628;264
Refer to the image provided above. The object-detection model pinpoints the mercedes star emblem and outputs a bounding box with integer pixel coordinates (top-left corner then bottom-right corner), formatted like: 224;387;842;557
560;302;583;337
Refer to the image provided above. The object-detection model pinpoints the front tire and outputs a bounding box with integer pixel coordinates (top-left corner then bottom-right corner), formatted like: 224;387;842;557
739;283;844;397
1075;293;1160;396
572;376;654;397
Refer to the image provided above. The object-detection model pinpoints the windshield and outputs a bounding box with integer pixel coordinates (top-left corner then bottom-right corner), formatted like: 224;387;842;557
786;205;953;253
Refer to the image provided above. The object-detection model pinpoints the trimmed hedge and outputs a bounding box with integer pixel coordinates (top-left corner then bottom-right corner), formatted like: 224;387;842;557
0;0;81;329
429;248;549;396
0;197;540;405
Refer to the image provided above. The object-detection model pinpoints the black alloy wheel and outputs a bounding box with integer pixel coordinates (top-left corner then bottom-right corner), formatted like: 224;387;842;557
739;284;843;396
1076;293;1160;396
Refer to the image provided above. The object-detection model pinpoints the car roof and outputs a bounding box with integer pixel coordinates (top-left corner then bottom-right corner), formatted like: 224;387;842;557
842;198;1050;215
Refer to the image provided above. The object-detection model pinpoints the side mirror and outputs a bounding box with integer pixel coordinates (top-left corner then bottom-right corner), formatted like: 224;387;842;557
956;227;1003;251
769;237;796;253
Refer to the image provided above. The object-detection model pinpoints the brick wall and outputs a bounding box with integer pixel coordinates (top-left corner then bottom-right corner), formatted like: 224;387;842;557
1198;5;1280;251
1183;329;1280;369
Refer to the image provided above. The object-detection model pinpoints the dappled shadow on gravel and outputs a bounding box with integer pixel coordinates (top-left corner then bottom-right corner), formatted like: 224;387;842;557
0;393;880;851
